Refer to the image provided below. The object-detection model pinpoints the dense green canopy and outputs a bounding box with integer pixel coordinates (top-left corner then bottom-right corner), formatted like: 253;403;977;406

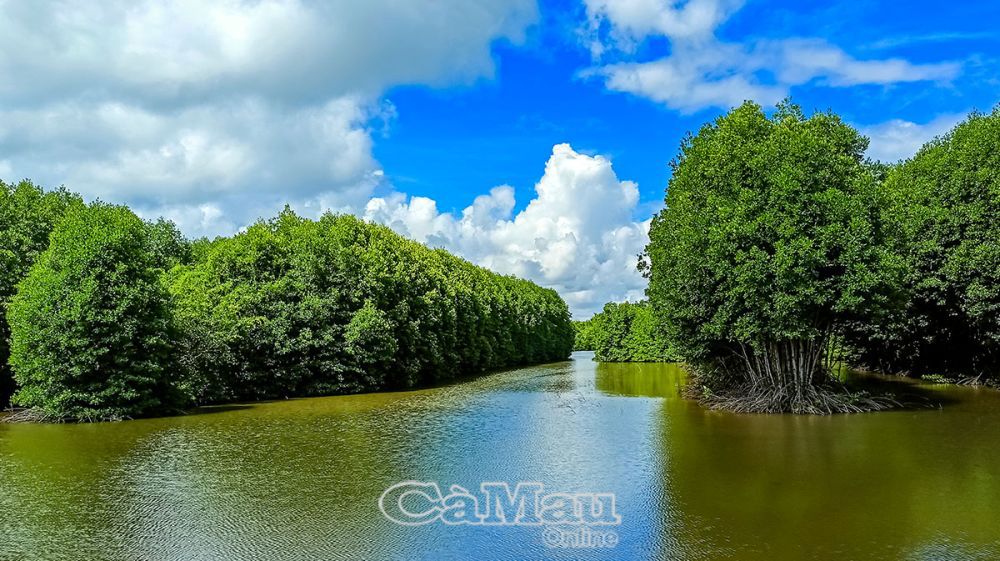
580;301;678;362
167;209;574;403
7;204;180;421
643;101;900;412
573;319;596;351
848;108;1000;380
0;180;83;405
1;185;572;420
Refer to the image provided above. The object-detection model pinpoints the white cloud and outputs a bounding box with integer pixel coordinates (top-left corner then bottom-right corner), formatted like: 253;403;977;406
859;113;966;163
364;144;650;318
0;97;387;236
596;43;786;112
584;0;960;113
770;39;960;87
0;0;536;237
0;0;537;105
586;0;743;46
0;2;653;315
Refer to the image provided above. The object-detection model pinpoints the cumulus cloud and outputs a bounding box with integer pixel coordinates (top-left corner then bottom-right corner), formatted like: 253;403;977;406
584;0;960;112
859;113;966;163
0;0;537;105
0;1;655;316
1;97;384;203
586;0;742;44
364;144;650;318
0;0;536;236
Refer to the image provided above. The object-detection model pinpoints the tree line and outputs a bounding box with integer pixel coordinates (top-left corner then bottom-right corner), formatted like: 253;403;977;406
634;101;1000;413
573;301;678;362
0;185;574;421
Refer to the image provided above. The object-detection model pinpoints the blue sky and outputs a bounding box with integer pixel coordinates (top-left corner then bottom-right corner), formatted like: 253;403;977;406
1;0;998;317
378;0;999;214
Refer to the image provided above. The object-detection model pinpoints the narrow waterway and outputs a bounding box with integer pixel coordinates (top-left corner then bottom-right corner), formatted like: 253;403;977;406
1;352;998;560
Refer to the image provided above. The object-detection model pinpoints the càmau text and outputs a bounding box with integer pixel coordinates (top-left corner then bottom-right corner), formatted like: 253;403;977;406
378;481;621;526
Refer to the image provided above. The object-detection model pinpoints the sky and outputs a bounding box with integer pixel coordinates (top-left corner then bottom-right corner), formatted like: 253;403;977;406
1;0;998;318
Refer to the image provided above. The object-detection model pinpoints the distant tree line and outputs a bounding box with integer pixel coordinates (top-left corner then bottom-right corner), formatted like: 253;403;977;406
634;101;1000;413
0;185;574;421
166;209;573;404
572;319;595;351
573;301;678;362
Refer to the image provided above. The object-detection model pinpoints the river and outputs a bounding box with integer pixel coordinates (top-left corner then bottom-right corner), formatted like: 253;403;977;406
1;352;998;560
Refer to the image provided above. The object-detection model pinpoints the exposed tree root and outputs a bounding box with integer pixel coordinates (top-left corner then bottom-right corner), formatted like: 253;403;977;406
955;374;1000;388
1;408;128;423
684;375;900;415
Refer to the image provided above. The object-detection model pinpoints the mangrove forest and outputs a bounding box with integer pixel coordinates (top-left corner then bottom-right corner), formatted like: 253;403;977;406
0;187;574;421
3;102;1000;421
583;101;1000;415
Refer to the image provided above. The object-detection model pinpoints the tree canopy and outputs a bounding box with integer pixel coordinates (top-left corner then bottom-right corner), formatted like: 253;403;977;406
573;319;596;351
848;108;1000;381
582;301;679;362
7;204;180;421
0;180;83;405
166;209;574;403
4;202;572;420
643;101;901;412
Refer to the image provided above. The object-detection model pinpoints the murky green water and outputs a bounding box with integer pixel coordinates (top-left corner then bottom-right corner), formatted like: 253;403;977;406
1;352;999;560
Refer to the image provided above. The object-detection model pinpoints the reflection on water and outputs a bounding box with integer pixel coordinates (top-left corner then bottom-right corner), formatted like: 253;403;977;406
594;361;688;398
1;352;999;560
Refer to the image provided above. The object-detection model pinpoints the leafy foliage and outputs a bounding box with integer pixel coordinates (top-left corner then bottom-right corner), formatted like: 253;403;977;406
0;180;83;405
588;301;679;362
7;204;180;420
167;209;574;403
13;102;998;420
145;218;194;270
847;108;1000;380
643;101;901;412
573;319;596;351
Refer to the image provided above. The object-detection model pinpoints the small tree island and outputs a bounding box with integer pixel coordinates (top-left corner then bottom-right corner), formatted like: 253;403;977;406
642;101;902;414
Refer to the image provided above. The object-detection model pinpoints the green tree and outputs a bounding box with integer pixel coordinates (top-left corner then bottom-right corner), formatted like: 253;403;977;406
643;101;900;413
145;218;193;270
0;180;83;405
588;302;678;362
167;209;574;404
573;319;596;351
7;204;180;420
848;108;1000;381
590;301;678;362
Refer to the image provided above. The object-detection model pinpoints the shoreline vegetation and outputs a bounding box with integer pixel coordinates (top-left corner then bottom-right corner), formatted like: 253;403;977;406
583;101;1000;414
574;301;679;363
643;101;899;414
4;100;999;421
0;189;574;422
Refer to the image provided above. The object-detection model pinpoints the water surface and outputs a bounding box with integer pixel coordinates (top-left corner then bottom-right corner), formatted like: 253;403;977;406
2;352;999;560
